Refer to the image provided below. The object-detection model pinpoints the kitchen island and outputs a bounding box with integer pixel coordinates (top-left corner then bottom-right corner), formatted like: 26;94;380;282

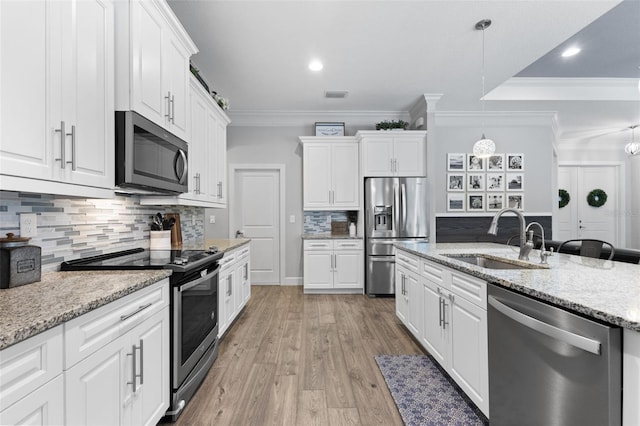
394;241;640;425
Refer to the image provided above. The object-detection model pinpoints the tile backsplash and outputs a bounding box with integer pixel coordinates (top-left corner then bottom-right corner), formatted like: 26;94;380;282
304;211;353;233
0;191;204;272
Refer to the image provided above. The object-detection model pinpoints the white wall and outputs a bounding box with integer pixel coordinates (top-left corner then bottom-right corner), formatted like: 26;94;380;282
205;125;307;284
433;112;556;215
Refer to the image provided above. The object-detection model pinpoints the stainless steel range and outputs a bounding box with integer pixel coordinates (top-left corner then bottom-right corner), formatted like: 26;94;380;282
61;247;223;421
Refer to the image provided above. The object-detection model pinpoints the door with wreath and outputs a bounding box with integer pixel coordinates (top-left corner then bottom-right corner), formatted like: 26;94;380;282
557;165;620;246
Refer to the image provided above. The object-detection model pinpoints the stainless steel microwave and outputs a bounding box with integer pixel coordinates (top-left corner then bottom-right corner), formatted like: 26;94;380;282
115;111;188;193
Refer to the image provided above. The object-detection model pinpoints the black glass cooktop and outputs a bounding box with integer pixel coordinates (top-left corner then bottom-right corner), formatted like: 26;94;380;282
60;248;221;271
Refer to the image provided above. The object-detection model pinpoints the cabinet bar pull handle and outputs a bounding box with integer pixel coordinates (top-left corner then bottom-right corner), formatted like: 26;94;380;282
127;344;137;392
66;125;76;170
55;121;66;169
438;297;443;327
138;339;144;385
170;94;175;122
165;91;172;119
442;300;449;329
120;303;153;321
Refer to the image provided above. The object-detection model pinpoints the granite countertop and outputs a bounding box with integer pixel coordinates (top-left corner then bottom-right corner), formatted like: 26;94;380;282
204;238;251;253
302;233;363;240
394;241;640;331
0;270;172;350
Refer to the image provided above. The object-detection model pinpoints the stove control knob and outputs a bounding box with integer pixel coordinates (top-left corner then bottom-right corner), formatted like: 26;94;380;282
174;257;187;265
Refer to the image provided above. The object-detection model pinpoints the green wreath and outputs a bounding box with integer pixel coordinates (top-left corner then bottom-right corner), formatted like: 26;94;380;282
587;189;607;207
558;189;570;208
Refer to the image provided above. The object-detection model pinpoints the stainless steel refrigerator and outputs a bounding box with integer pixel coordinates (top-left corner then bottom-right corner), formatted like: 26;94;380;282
365;177;429;295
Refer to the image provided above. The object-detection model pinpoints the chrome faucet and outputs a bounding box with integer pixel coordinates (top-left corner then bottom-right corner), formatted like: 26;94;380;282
525;222;553;264
487;208;531;261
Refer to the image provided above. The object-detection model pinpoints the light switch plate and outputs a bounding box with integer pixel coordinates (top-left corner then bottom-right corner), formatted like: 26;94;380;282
20;213;37;237
209;215;216;224
289;215;295;223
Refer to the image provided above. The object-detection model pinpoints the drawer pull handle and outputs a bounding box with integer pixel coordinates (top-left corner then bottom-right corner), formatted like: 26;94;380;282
120;303;153;321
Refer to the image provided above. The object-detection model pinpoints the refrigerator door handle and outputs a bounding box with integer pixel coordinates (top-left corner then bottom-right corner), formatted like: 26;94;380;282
488;296;601;355
400;183;407;223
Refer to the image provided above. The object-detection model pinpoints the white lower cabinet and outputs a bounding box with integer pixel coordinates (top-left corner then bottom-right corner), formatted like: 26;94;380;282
395;250;421;338
395;249;489;417
0;326;64;426
0;279;169;426
303;239;363;293
65;308;168;426
218;244;251;338
65;279;170;426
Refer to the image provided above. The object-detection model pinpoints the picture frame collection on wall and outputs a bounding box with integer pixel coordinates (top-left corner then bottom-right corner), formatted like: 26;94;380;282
446;153;524;213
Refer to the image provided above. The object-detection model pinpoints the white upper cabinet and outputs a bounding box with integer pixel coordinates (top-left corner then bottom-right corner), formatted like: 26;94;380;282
115;0;197;142
300;136;359;210
358;131;427;177
0;0;114;198
140;76;230;207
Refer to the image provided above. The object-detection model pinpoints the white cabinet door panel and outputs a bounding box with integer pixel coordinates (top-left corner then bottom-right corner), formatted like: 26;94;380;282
131;0;164;126
331;143;359;208
333;250;362;288
303;251;333;289
449;296;488;414
422;280;448;366
362;138;393;176
0;0;50;180
394;137;425;176
303;143;331;208
0;375;64;426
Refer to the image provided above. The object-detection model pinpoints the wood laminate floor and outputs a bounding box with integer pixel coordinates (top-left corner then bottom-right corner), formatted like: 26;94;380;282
173;285;424;425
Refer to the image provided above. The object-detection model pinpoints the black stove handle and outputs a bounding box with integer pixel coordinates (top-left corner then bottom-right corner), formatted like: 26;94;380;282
177;264;220;292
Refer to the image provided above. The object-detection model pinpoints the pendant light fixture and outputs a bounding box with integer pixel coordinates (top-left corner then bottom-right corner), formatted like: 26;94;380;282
625;125;640;156
473;18;496;158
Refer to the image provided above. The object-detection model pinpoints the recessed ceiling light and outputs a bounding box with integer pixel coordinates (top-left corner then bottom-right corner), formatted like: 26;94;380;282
561;46;581;58
309;60;323;71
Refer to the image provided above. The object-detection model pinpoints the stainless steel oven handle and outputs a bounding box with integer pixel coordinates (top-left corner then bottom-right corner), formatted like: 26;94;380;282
178;265;221;292
370;256;395;262
120;303;152;321
488;295;601;355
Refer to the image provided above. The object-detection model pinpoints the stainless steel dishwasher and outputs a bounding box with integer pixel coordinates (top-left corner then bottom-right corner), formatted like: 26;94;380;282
487;284;621;426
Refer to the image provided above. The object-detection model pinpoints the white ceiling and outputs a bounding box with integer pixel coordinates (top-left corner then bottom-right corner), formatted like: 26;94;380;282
167;0;640;145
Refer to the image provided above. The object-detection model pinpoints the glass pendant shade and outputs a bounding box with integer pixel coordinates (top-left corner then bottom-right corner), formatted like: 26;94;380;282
625;141;640;156
473;134;496;158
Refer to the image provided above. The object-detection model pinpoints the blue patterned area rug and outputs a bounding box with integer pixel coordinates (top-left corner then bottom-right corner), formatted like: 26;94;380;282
375;354;488;426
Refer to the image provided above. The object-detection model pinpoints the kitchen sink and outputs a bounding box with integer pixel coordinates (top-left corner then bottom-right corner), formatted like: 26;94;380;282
441;253;549;270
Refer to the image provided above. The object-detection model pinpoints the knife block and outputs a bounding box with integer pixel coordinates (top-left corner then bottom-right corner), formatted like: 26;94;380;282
165;213;182;249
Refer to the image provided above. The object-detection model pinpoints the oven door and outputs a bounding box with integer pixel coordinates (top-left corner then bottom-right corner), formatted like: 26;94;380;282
173;264;220;387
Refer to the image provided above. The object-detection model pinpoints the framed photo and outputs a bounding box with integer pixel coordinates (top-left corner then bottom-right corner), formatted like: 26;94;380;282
468;194;485;211
447;193;465;212
487;154;504;171
467;154;485;171
506;153;524;171
506;173;524;191
447;153;466;171
486;194;504;211
507;194;524;210
486;173;504;191
467;174;485;191
447;173;465;191
315;122;345;136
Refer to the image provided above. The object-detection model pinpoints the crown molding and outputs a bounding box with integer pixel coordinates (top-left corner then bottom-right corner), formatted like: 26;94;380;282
227;110;410;127
486;77;640;101
435;110;557;128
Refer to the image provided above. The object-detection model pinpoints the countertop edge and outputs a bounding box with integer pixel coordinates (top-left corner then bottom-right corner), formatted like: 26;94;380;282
0;270;172;351
395;242;640;332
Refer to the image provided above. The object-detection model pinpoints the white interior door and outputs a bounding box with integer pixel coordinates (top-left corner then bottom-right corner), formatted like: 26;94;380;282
232;168;281;284
557;165;620;246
